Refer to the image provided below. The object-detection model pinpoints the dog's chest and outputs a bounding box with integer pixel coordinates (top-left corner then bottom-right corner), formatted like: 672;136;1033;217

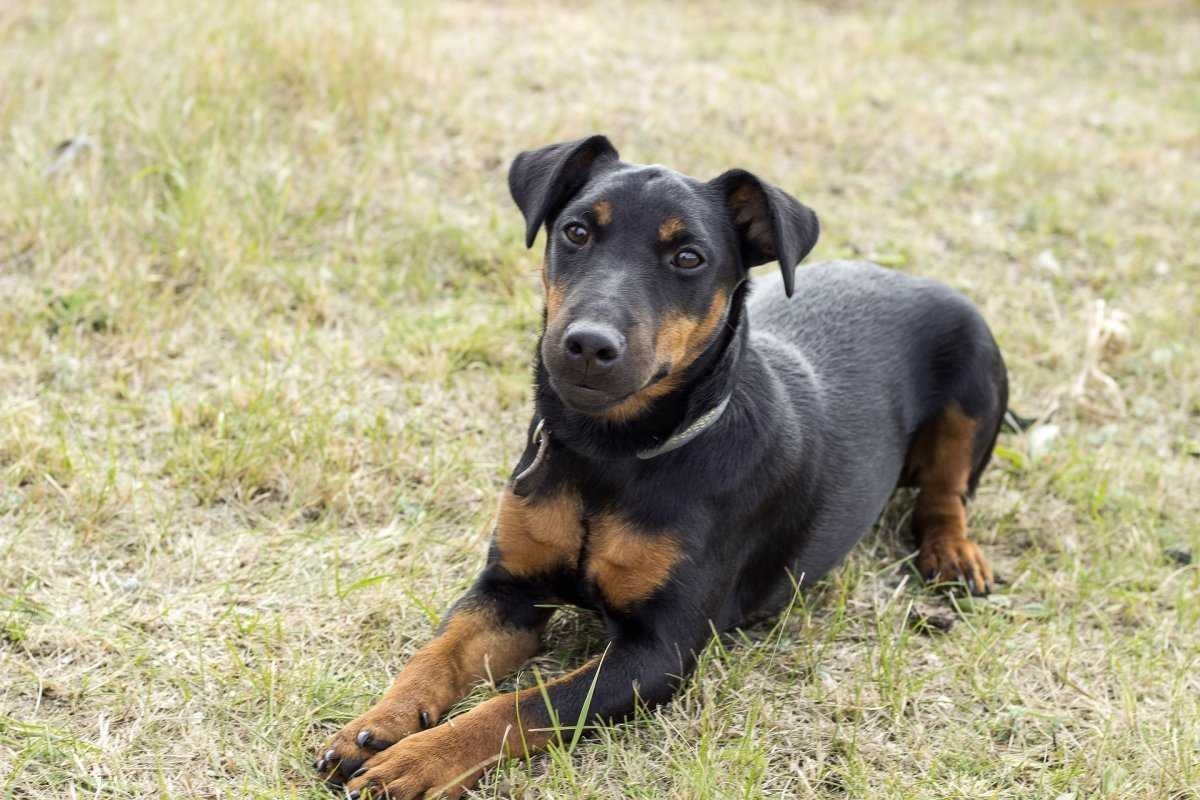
495;489;681;611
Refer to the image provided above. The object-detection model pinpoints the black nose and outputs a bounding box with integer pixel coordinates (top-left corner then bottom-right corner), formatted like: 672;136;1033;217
563;322;625;370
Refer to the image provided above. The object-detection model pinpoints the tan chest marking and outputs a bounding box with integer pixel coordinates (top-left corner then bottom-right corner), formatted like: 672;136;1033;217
495;489;584;577
585;514;682;610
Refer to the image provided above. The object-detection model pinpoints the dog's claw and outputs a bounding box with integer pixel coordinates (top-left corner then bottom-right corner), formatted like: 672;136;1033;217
354;726;396;752
419;710;431;729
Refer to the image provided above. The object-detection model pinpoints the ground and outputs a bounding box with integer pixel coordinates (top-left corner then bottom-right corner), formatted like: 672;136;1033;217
1;1;1198;798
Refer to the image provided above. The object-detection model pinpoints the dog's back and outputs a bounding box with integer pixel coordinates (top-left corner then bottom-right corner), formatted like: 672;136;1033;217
745;260;1007;589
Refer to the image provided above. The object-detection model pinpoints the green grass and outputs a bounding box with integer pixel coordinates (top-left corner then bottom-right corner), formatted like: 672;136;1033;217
2;0;1198;797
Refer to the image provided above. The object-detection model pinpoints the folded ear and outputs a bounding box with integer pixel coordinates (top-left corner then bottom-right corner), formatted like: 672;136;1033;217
508;135;620;248
709;169;819;297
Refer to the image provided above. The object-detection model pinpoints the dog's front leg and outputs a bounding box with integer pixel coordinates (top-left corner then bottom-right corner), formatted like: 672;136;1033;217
314;560;554;783
341;605;712;799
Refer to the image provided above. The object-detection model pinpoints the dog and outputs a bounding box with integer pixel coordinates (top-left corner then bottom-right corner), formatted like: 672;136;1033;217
314;135;1007;798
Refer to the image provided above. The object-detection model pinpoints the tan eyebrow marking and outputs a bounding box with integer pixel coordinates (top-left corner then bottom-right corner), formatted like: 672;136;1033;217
592;200;613;225
658;215;686;241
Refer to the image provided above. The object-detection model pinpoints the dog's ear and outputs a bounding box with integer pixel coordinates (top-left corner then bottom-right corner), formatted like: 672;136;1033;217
508;135;619;248
709;169;819;297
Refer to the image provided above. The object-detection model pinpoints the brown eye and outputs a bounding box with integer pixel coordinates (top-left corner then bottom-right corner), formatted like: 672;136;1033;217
672;249;704;270
564;223;590;246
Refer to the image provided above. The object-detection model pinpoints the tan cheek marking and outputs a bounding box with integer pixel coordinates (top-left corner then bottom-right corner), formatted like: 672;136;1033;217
592;200;613;225
495;489;584;577
600;291;728;423
585;514;682;610
658;215;685;241
665;290;728;373
597;381;674;423
545;281;564;325
653;312;700;367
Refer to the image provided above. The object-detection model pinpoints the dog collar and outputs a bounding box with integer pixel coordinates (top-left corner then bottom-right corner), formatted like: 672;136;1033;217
513;389;733;489
510;419;551;496
635;392;732;460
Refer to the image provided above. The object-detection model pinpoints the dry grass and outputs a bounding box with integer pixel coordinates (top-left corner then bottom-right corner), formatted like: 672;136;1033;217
2;1;1198;798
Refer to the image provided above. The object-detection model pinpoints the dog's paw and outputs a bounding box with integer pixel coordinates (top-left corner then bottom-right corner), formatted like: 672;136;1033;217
917;535;993;596
343;725;488;800
314;700;436;785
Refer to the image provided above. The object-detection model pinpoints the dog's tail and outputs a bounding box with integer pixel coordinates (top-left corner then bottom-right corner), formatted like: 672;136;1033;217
1001;408;1039;433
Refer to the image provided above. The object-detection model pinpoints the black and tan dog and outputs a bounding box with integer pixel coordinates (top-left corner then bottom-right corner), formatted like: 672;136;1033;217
315;135;1007;798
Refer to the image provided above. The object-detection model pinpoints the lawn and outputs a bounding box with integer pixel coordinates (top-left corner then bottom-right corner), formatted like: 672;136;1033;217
1;1;1198;797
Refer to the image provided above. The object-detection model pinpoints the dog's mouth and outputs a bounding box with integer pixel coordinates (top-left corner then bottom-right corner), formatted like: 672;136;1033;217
559;382;613;411
552;365;671;415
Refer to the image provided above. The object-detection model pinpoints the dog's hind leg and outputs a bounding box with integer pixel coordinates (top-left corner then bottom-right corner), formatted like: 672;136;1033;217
904;403;995;595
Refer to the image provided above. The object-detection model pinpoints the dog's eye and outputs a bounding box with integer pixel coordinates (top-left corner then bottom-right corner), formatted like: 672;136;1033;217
563;223;590;246
672;249;704;270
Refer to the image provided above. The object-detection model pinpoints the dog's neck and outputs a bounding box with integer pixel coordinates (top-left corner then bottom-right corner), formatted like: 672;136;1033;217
534;282;749;462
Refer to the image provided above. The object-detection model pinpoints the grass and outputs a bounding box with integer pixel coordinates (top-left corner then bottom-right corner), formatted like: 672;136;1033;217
1;0;1198;797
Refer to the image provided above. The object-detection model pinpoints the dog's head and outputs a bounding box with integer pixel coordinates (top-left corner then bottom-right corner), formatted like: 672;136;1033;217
510;135;818;420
